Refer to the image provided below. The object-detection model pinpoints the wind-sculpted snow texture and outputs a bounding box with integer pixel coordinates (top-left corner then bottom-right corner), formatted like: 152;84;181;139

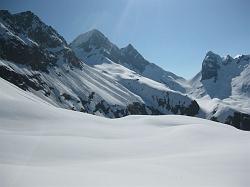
0;77;250;187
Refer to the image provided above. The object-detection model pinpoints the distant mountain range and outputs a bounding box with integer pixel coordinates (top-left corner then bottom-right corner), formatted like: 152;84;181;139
0;10;249;130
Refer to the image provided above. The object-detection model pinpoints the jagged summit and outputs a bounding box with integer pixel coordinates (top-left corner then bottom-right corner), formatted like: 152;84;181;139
0;10;11;17
205;50;219;57
70;29;112;49
71;29;144;61
123;43;135;51
14;10;40;21
121;43;142;56
201;51;250;82
0;10;80;68
223;54;234;64
191;50;250;98
71;28;187;91
121;43;141;56
0;10;67;47
203;51;222;65
201;51;222;81
88;29;105;36
77;29;106;41
12;10;48;32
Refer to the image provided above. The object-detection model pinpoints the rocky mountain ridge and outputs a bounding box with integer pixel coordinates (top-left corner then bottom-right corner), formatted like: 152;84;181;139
0;10;249;130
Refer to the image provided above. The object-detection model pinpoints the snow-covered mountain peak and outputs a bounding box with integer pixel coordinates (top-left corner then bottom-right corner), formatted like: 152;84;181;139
126;43;134;49
201;51;222;81
71;29;105;45
88;28;105;37
122;43;136;52
14;10;40;23
71;28;187;92
203;51;222;64
201;52;250;82
70;29;117;52
224;54;233;61
0;10;67;48
71;29;151;72
0;10;11;19
190;51;250;122
0;10;81;69
235;54;250;64
121;43;144;60
205;50;220;58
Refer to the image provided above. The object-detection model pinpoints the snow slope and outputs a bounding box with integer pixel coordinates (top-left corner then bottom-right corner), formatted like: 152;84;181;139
1;77;249;187
0;59;142;108
81;56;195;114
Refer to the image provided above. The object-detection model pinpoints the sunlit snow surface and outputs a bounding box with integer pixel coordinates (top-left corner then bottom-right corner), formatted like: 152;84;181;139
0;78;249;187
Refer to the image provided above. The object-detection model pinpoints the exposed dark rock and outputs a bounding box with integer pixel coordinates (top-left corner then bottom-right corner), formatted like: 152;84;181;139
62;48;82;69
94;100;110;114
120;44;149;73
236;55;250;64
210;116;219;122
44;91;51;97
0;39;57;71
80;107;85;112
0;10;81;70
88;92;95;100
0;65;42;91
183;100;200;116
225;112;250;131
61;93;71;100
127;102;148;115
156;94;199;116
201;51;221;81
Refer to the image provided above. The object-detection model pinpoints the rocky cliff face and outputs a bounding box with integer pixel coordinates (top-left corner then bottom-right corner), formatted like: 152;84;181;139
201;51;221;82
190;51;250;130
0;10;80;70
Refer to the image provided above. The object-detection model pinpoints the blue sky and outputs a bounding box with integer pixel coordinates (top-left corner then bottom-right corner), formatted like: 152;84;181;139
1;0;250;79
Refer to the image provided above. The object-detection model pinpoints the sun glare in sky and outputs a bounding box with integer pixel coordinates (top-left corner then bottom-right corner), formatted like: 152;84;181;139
1;0;249;78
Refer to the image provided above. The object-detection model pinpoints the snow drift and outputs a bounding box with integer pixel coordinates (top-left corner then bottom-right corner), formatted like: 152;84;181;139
0;78;249;187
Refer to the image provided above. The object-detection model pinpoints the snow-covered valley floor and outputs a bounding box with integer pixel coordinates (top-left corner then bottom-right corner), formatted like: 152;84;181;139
0;77;249;187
